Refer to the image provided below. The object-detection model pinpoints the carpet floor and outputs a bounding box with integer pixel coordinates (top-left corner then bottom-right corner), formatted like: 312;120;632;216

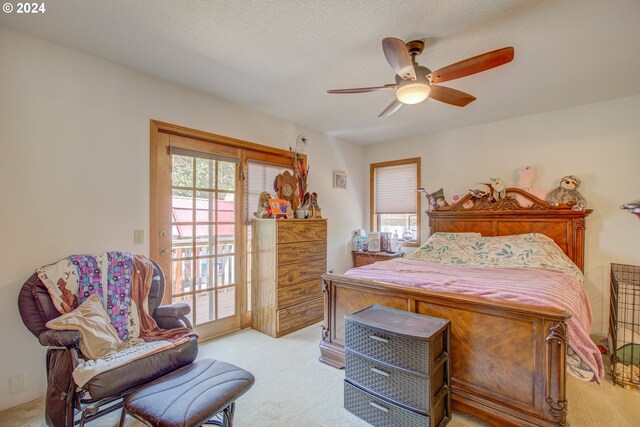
1;323;639;426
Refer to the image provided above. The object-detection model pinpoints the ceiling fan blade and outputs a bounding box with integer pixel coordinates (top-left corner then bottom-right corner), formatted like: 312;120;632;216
382;38;416;80
429;85;477;107
327;84;398;94
378;98;404;118
427;46;514;84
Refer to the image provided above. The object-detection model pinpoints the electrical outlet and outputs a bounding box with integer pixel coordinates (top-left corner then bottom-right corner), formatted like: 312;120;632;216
133;230;144;245
10;373;25;394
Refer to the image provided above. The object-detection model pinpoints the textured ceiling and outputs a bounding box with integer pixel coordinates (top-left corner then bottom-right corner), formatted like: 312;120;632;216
2;0;640;144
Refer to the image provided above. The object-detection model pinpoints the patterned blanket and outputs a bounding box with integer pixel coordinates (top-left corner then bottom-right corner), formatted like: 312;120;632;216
411;232;583;282
38;252;134;341
37;252;194;345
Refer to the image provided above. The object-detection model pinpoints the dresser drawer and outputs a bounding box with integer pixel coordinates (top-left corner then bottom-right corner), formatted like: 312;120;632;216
277;240;326;265
276;297;323;335
344;381;430;427
277;258;326;287
277;220;326;244
277;280;323;309
345;321;432;374
345;350;445;413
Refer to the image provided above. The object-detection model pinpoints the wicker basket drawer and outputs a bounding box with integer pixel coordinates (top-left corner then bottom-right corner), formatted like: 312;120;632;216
345;321;430;374
344;381;430;427
345;350;444;413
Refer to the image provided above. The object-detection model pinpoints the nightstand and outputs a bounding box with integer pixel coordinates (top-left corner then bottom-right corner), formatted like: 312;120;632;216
352;251;404;268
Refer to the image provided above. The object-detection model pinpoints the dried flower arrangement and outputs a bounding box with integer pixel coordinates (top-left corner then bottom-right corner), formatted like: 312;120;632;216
290;134;309;200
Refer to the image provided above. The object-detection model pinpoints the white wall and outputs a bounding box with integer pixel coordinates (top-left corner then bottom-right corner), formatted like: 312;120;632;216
365;95;640;336
0;26;366;410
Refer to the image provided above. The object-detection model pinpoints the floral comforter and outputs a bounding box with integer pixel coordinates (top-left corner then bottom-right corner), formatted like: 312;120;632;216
411;232;583;283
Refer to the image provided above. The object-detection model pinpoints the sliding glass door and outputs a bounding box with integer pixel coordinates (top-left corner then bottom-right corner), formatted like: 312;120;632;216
154;134;243;339
151;121;305;338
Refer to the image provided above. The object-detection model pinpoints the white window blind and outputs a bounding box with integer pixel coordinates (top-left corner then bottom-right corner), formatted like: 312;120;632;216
246;161;292;223
374;163;417;214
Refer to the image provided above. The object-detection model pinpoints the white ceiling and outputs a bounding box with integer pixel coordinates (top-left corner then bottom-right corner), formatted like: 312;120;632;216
2;0;640;144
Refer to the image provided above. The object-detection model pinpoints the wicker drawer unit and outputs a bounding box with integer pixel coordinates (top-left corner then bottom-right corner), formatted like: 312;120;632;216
344;305;451;427
251;218;327;338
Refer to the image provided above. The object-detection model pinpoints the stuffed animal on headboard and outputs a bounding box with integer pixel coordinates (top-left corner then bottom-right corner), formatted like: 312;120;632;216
469;178;505;201
490;177;506;201
469;183;491;199
546;175;587;211
515;166;548;207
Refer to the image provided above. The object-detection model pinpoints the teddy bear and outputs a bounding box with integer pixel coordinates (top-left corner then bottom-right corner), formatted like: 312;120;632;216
546;175;587;211
255;191;272;218
515;166;548;207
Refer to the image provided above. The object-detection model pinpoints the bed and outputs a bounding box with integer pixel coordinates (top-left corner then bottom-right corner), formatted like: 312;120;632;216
320;188;595;427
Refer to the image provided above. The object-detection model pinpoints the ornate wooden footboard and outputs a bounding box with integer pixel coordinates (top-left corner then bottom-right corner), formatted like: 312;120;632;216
320;189;591;426
320;274;570;426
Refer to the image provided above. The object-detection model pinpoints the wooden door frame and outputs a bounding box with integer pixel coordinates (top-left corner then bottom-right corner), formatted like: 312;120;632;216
150;120;305;332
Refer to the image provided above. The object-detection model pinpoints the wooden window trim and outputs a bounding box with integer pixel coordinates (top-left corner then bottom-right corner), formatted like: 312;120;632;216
369;157;421;247
150;120;306;330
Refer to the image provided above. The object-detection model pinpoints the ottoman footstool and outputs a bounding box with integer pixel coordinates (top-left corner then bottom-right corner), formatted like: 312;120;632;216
122;359;255;427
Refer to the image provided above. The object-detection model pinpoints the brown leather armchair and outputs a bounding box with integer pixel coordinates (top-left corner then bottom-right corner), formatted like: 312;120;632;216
18;260;198;427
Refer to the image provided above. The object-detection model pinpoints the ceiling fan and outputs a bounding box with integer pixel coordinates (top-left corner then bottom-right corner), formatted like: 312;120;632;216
327;38;514;117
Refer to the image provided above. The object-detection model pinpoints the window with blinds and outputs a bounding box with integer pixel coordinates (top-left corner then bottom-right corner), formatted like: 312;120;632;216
370;158;421;245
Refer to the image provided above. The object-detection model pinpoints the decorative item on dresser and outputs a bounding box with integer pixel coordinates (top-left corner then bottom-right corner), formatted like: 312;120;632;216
344;305;451;427
353;250;404;268
274;170;300;211
301;192;322;219
251;218;327;337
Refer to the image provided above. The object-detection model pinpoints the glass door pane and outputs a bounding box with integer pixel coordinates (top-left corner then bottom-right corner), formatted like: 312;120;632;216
171;154;238;328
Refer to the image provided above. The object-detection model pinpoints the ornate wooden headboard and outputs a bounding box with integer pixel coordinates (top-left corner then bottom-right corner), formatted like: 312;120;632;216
428;188;592;271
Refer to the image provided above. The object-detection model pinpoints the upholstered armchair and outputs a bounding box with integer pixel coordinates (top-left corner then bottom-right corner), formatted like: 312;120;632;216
18;260;198;427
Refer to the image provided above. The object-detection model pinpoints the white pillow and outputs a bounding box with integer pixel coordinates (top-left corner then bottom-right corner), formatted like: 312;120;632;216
46;294;124;360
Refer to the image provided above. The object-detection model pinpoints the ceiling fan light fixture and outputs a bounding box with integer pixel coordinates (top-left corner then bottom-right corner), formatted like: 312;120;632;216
396;82;431;104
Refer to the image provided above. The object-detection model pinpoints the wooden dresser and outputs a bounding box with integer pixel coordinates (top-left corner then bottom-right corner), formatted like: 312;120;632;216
251;218;327;337
344;305;451;427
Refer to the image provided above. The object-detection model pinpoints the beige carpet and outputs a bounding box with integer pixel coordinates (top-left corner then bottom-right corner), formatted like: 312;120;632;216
1;323;639;426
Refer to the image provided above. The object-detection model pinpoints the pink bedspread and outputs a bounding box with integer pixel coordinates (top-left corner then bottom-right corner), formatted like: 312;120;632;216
345;257;604;380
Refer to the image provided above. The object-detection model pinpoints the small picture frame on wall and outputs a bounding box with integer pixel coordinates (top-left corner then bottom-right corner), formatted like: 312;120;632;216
333;171;347;190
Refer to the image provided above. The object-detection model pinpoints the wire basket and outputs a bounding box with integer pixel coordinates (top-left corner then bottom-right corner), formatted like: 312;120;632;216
609;263;640;389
